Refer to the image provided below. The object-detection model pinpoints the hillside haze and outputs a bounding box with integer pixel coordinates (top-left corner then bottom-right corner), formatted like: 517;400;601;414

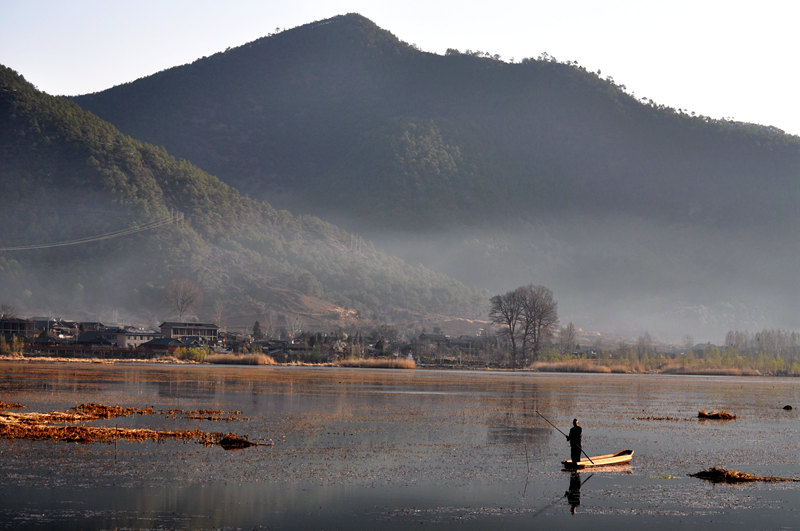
0;64;484;331
72;14;800;342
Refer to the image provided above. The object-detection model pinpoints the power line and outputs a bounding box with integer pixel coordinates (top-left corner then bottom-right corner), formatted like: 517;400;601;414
0;212;181;252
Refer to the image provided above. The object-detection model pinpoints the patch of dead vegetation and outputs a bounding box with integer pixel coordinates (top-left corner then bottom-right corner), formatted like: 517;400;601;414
0;402;266;449
698;409;736;420
661;366;762;376
165;408;244;422
690;467;800;483
529;360;614;373
0;355;192;364
219;433;262;449
0;401;25;410
74;403;155;419
205;353;276;365
336;357;417;369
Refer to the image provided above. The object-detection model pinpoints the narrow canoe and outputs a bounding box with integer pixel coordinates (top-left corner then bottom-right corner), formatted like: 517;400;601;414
562;449;634;469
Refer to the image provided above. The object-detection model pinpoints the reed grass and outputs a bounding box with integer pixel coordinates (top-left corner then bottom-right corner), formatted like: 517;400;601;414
337;357;417;369
529;357;768;376
660;364;762;376
205;353;276;366
529;359;614;373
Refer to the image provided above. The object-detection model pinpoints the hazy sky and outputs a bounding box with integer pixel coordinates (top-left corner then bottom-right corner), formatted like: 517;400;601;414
3;0;799;135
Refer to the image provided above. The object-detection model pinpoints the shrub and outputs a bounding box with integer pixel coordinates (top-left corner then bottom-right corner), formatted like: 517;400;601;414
174;347;208;362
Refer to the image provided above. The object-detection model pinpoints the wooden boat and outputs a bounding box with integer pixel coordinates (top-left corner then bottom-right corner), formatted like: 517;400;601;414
562;449;634;469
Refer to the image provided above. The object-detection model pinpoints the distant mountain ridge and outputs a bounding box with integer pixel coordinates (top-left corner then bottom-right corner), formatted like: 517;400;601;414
73;14;799;232
67;14;800;341
0;64;484;328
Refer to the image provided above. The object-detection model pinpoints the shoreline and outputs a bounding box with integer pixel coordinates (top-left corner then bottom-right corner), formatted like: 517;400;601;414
1;355;794;377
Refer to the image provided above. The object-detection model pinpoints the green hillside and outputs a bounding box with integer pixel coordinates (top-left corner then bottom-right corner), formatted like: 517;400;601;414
0;65;484;327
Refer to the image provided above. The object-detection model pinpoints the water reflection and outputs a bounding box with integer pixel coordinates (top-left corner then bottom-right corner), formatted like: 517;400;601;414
2;364;800;530
155;379;217;399
565;472;590;514
487;424;550;446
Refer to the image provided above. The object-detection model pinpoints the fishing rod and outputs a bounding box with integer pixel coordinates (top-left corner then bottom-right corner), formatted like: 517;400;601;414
535;410;594;464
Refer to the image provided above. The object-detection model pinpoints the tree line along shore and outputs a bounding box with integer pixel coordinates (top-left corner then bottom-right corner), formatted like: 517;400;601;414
1;293;798;375
2;332;798;376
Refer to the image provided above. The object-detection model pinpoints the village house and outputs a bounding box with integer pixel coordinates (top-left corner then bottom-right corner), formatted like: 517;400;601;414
29;318;79;341
138;337;185;355
0;317;35;341
159;322;219;345
77;327;159;348
121;327;160;348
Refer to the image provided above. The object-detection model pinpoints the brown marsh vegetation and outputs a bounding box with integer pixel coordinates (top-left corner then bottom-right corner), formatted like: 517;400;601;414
690;467;800;483
336;357;417;369
0;402;262;448
529;358;765;376
698;409;736;420
205;353;276;365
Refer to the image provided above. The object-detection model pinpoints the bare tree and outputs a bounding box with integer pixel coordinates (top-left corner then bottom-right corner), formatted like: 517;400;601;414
164;279;202;321
0;304;16;319
636;332;653;359
212;300;225;331
288;314;303;341
489;288;525;367
520;284;558;361
559;322;577;355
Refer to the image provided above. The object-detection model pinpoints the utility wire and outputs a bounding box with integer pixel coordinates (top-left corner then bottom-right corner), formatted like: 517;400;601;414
0;213;179;252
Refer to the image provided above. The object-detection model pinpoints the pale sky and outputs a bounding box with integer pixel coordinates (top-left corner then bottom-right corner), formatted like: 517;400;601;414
3;0;799;135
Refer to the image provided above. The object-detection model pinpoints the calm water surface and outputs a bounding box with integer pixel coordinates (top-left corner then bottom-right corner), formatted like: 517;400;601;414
0;362;798;529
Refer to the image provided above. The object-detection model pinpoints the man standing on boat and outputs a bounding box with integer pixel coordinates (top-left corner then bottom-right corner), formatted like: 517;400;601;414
566;419;582;465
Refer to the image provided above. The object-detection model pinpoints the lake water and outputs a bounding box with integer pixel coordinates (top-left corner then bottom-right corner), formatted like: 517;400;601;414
0;362;798;529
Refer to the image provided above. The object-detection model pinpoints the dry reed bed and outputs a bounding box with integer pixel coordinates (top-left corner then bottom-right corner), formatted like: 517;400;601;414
661;365;762;376
205;353;276;365
635;415;682;421
0;355;188;364
530;359;765;376
0;402;264;448
690;467;800;483
337;358;417;369
698;409;736;420
164;408;243;422
529;360;627;373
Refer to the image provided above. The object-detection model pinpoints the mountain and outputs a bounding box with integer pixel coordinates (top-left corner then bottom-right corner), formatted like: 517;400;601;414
0;64;485;330
71;14;800;341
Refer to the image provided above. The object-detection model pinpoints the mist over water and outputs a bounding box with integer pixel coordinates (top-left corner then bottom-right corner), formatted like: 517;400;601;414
362;212;799;343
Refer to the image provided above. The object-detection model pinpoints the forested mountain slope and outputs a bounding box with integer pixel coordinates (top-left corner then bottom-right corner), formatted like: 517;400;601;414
73;14;798;232
71;14;799;341
0;65;484;328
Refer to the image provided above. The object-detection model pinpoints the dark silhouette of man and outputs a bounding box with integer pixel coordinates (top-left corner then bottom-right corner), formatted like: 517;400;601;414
566;418;582;465
565;472;582;514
